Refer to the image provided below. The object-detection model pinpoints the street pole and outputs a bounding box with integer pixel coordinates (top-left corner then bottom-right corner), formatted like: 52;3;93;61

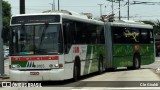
58;0;59;11
118;0;121;20
52;2;53;11
53;0;55;11
0;0;4;76
50;0;55;11
107;0;115;15
98;4;103;17
128;0;129;20
20;0;25;14
111;0;114;15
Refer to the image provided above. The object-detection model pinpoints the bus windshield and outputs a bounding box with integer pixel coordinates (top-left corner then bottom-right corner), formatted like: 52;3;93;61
10;24;62;55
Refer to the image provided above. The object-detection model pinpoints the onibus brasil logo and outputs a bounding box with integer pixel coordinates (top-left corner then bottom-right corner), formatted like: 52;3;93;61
2;82;42;87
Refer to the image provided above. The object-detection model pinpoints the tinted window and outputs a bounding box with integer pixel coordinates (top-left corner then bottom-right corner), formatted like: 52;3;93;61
75;22;104;44
112;26;153;44
63;19;104;45
141;29;149;43
112;27;125;43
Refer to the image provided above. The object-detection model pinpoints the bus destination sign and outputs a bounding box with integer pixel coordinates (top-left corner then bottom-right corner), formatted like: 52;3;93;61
11;15;60;24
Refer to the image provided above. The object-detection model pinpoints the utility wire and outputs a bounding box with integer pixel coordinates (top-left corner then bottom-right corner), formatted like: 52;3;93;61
132;1;160;5
107;2;128;15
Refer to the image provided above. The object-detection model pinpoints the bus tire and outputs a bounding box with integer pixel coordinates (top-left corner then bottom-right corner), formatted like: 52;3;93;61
98;56;103;74
133;55;141;69
73;58;80;81
73;64;78;81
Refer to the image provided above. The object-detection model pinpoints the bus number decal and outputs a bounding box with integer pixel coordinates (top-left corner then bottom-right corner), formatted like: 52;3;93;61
36;64;45;68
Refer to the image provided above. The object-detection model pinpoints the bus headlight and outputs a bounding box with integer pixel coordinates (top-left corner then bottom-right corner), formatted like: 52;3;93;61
54;64;59;67
11;65;20;68
12;65;16;68
54;64;63;68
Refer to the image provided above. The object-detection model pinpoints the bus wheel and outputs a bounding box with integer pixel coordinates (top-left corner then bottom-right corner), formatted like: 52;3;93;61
73;60;80;81
73;64;78;81
133;55;140;69
98;56;103;74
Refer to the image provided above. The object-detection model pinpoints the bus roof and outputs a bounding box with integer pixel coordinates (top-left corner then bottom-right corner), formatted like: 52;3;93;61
110;20;153;29
11;10;104;25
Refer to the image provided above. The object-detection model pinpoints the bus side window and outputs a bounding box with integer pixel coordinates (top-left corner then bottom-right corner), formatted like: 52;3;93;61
149;30;154;44
112;27;125;43
75;22;86;44
140;29;150;43
63;20;75;54
63;23;70;53
99;27;105;44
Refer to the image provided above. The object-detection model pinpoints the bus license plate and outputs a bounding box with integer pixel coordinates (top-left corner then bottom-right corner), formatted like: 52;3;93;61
30;72;39;75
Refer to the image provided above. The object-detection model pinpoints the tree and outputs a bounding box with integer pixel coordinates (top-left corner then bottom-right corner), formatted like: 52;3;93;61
142;20;160;34
154;20;160;34
2;0;11;44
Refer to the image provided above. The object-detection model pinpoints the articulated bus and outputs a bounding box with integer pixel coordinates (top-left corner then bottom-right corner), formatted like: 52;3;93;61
105;21;154;70
9;10;154;81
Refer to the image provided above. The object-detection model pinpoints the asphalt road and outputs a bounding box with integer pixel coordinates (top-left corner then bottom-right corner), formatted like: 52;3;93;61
1;57;160;90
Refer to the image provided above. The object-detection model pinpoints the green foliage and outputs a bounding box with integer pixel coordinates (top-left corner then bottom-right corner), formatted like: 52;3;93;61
2;0;11;43
142;20;160;34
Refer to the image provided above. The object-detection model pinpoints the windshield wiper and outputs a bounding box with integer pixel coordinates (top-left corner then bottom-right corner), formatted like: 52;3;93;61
39;23;49;49
20;24;27;39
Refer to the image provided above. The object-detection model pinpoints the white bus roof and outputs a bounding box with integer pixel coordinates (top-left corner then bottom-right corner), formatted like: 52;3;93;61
110;20;153;29
11;10;104;25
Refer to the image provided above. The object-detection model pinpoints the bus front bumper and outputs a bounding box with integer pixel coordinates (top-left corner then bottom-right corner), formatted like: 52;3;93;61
9;69;65;81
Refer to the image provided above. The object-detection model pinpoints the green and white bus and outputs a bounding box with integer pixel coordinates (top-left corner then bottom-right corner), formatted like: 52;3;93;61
105;21;155;70
9;10;105;81
9;10;154;81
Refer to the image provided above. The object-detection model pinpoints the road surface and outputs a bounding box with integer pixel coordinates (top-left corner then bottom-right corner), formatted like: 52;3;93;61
0;57;160;90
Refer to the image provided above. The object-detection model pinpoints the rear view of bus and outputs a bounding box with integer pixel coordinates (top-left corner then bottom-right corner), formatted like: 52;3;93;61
9;14;64;81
